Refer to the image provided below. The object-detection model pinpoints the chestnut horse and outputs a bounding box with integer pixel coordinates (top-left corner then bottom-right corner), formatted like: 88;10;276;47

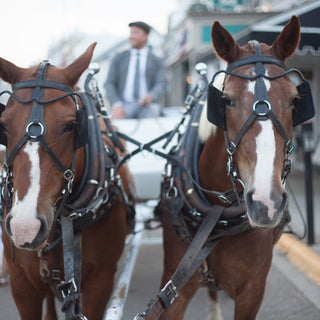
137;16;314;320
0;44;135;319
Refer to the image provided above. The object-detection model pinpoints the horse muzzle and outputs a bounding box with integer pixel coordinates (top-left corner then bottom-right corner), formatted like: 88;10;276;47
5;213;49;250
245;187;288;228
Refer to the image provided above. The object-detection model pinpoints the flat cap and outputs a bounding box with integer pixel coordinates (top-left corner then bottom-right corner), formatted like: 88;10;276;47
129;21;151;34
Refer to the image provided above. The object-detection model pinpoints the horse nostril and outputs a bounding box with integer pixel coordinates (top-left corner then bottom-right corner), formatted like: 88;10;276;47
26;215;49;248
246;188;255;206
273;190;288;212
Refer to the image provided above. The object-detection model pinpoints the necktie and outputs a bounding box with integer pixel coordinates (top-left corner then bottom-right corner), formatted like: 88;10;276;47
133;52;140;100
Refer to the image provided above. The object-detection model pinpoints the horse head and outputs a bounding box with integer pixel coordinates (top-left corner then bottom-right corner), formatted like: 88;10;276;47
208;16;302;227
0;43;96;250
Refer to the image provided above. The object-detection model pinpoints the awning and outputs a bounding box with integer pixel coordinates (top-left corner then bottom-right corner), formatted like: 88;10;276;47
236;1;320;56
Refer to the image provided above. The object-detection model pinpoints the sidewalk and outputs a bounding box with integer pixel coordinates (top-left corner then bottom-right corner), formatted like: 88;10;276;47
276;164;320;287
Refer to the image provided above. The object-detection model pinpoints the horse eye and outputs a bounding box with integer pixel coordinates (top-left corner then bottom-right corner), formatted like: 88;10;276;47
290;96;299;108
64;121;74;132
223;96;235;108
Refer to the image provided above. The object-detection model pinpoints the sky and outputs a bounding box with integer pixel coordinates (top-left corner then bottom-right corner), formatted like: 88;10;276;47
1;0;179;67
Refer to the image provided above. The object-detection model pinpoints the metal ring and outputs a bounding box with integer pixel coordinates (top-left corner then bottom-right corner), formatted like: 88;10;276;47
25;121;45;139
236;178;245;189
252;100;271;116
165;186;178;199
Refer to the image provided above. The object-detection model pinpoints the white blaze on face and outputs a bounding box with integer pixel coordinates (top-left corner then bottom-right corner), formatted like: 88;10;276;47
10;142;41;246
249;75;276;219
253;120;276;219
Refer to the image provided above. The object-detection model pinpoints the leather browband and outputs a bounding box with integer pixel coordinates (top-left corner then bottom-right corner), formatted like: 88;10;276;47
227;55;286;73
12;80;74;93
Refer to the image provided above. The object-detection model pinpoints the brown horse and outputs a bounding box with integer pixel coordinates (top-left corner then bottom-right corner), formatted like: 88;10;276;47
0;43;135;319
156;16;308;320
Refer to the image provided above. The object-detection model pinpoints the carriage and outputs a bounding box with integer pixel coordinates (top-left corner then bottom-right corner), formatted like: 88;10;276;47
0;15;315;320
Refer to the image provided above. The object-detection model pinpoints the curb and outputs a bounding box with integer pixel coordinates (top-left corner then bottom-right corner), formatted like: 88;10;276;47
276;233;320;286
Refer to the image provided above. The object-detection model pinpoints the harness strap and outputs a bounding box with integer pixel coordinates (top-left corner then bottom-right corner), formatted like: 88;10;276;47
226;54;285;72
226;112;257;155
5;134;30;166
115;129;174;171
12;80;74;93
58;215;87;320
134;205;225;320
39;136;72;176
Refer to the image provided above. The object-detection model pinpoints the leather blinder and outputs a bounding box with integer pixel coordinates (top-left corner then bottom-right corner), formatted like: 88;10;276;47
74;105;88;150
0;103;7;146
207;82;226;130
292;80;315;127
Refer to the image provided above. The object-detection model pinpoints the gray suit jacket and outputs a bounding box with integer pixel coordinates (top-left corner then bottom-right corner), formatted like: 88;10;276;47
105;48;166;106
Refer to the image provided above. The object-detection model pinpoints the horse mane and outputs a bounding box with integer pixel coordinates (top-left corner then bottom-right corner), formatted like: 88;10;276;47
198;102;216;143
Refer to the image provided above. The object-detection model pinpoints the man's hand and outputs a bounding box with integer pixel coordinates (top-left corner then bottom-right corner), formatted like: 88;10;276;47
139;94;153;106
111;105;126;119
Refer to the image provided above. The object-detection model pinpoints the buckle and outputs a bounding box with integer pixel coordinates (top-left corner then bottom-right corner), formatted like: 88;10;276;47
217;194;232;204
160;280;179;306
63;169;74;181
57;278;77;299
184;94;195;106
227;142;236;156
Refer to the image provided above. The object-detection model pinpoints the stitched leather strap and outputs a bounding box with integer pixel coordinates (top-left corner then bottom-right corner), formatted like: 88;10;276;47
12;79;74;93
134;205;225;319
227;55;285;72
58;215;86;320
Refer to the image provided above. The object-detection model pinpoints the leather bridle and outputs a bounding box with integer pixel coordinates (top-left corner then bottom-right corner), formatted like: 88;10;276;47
213;41;294;188
0;60;83;212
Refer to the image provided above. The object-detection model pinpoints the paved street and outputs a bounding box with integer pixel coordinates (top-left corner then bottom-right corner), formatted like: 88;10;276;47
122;242;320;320
1;229;319;320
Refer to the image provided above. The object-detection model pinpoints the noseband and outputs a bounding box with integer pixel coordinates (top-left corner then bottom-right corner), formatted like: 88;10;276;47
0;60;85;212
207;41;314;188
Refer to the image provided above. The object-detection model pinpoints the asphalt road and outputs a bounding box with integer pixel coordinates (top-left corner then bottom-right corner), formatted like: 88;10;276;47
1;234;319;320
1;206;319;320
121;237;320;320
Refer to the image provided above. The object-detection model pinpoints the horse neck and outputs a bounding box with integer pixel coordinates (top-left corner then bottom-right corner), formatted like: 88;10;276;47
198;128;233;201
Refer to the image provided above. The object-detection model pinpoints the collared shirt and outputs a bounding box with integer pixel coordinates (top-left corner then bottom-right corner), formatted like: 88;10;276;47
123;46;149;103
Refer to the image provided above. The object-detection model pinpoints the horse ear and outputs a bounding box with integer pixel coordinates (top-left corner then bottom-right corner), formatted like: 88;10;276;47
272;15;300;61
211;21;240;63
0;57;23;84
64;42;97;86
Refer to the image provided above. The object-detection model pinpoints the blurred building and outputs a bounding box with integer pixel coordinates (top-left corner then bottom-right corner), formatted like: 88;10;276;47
166;0;320;164
165;0;318;107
